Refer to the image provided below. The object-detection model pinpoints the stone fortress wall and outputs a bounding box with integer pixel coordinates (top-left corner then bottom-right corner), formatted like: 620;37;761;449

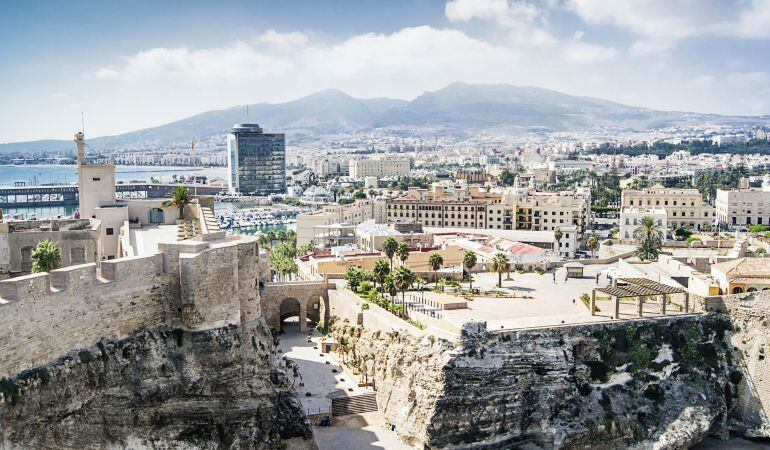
0;235;260;379
330;285;770;448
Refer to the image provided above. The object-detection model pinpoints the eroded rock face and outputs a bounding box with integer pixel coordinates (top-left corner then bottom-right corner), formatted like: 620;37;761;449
339;315;737;449
0;322;313;449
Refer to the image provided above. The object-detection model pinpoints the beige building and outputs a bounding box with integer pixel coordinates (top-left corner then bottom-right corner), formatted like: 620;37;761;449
349;157;411;178
301;244;463;281
715;183;770;229
387;183;590;246
296;199;386;246
386;183;498;229
711;257;770;294
621;185;713;230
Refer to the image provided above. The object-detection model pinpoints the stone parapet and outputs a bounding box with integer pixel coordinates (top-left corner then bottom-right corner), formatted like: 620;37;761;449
0;235;262;379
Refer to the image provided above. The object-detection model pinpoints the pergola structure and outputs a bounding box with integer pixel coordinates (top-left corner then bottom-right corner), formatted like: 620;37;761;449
591;277;688;319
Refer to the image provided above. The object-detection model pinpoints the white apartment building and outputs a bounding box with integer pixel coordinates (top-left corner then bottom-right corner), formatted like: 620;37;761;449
296;199;386;246
715;180;770;229
619;207;668;240
349;157;411;178
621;185;713;230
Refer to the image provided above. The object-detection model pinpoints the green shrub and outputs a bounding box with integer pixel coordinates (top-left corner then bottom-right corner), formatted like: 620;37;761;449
361;303;370;311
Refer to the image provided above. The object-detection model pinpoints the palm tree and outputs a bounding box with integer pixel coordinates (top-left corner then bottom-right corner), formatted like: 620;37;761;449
276;230;288;242
393;266;416;313
428;252;443;284
384;274;398;303
266;230;277;247
490;252;510;288
634;216;663;261
415;277;427;301
373;259;390;292
31;240;61;273
553;227;563;254
383;237;398;270
396;242;410;266
586;233;599;259
258;233;271;250
463;251;478;291
162;185;191;220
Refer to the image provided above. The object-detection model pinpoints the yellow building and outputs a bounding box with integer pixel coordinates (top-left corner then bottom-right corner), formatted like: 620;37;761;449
621;185;713;230
711;257;770;294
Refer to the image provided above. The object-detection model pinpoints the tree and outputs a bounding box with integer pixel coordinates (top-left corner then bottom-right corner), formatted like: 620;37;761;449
586;233;599;259
384;274;397;303
338;197;354;205
298;242;314;256
463;251;477;291
491;252;510;288
345;267;363;292
353;190;367;200
674;227;693;241
553;227;563;254
396;242;410;266
258;233;271;250
276;230;288;242
428;252;443;283
499;169;516;187
756;247;767;256
373;259;390;292
634;216;663;261
383;237;398;270
393;266;416;313
162;185;191;220
31;240;61;273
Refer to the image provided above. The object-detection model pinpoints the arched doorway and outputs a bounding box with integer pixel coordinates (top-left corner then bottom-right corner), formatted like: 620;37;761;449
747;287;758;292
149;208;165;224
279;298;302;331
732;286;744;294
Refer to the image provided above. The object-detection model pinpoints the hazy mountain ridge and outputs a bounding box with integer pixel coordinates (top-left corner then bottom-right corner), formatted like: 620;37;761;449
4;83;770;153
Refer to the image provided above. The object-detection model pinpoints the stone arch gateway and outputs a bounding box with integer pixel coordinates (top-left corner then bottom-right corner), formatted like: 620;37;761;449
261;281;330;332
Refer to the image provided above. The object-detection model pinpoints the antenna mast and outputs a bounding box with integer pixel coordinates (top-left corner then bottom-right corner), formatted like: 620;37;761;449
81;112;85;134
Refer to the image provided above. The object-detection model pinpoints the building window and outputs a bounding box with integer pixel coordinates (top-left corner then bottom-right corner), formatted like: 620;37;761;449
106;228;114;235
92;177;101;181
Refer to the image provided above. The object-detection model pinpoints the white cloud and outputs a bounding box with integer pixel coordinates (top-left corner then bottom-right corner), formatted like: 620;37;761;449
567;0;770;52
692;75;716;87
445;0;540;28
728;71;768;87
95;68;119;79
562;40;617;63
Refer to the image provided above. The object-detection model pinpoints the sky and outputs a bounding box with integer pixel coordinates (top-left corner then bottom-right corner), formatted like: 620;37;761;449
2;0;770;142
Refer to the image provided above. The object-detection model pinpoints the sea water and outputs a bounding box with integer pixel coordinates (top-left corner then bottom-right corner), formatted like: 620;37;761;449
0;165;227;218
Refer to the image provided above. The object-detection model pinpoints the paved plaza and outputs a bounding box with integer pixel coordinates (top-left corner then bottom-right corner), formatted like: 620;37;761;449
278;328;411;449
402;263;690;332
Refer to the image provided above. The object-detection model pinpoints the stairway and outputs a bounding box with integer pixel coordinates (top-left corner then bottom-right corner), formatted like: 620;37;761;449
331;392;378;416
200;206;219;234
176;219;201;240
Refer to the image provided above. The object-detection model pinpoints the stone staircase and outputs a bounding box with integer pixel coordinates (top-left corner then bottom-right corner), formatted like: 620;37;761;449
331;392;378;417
200;206;219;234
177;219;201;240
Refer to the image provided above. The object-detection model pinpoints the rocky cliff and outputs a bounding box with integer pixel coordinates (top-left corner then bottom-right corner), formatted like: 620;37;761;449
336;315;737;449
0;321;314;449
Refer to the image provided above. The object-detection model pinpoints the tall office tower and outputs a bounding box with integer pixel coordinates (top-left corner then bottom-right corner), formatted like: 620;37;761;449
227;123;286;195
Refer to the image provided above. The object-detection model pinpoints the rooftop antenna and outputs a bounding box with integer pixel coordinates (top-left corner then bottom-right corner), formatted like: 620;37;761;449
81;112;85;135
246;104;249;122
191;137;196;162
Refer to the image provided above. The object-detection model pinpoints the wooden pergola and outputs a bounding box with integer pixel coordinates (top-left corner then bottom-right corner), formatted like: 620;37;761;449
591;277;688;319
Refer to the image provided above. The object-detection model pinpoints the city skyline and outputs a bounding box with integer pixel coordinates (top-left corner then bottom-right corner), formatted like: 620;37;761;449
3;0;770;142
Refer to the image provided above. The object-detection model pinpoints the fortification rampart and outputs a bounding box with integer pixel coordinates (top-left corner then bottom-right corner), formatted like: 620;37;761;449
0;235;261;379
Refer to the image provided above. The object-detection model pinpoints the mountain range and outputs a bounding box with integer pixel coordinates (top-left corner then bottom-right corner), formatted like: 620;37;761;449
4;82;770;153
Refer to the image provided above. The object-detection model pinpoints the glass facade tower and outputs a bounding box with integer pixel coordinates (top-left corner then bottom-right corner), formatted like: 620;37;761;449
227;123;286;196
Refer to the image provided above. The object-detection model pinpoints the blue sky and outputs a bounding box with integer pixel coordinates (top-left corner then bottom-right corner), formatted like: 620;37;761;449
2;0;770;141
